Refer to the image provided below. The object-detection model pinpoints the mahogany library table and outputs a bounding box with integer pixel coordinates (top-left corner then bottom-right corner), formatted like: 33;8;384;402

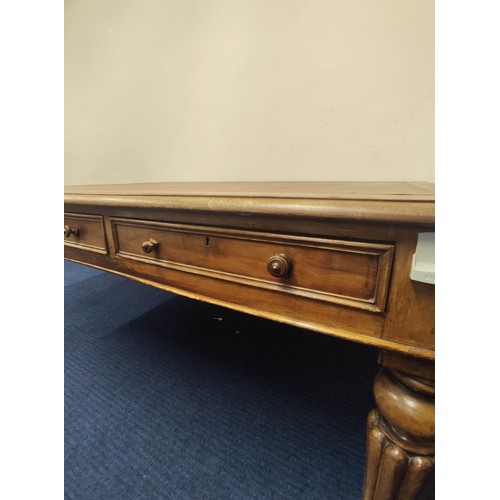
64;181;435;499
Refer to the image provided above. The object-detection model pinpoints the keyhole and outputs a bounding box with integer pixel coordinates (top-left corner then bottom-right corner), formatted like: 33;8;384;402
205;236;210;248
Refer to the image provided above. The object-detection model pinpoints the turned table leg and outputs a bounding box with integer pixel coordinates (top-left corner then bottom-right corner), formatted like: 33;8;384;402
362;367;435;500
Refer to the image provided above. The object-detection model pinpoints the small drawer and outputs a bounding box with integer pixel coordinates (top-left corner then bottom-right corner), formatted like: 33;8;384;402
64;213;107;254
111;218;394;312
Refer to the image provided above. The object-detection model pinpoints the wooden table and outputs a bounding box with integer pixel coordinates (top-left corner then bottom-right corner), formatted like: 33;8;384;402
64;181;435;499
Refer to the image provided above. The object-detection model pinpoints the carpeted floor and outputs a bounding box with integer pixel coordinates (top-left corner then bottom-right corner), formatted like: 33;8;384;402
65;260;381;499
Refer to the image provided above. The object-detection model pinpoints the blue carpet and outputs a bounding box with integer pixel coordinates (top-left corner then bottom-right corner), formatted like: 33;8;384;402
65;261;380;499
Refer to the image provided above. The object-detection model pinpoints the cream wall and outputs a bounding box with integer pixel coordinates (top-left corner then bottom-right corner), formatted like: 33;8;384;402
65;0;434;185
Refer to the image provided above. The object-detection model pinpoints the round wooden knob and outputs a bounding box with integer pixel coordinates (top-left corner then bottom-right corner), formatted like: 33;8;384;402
267;253;292;277
64;225;79;238
142;238;159;253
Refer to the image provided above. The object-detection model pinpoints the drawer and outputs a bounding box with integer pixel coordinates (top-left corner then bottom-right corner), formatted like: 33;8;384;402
64;213;108;254
111;218;394;312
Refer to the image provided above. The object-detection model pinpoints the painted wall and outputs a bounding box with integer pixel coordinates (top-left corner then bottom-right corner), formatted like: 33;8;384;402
65;0;434;185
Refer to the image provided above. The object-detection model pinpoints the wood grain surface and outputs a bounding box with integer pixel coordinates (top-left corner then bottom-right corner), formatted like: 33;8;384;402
65;182;434;225
65;181;434;199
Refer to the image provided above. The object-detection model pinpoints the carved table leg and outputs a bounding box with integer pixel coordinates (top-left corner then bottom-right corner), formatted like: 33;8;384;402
362;367;435;500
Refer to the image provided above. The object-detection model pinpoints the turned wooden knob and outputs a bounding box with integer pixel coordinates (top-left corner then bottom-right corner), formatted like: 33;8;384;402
267;253;292;277
64;225;79;238
142;238;159;253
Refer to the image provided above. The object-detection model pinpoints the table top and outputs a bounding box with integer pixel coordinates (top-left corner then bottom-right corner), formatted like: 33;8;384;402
65;181;435;225
65;181;434;200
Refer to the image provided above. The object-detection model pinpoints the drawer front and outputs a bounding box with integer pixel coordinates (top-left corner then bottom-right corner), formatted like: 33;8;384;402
64;213;107;254
111;218;394;312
